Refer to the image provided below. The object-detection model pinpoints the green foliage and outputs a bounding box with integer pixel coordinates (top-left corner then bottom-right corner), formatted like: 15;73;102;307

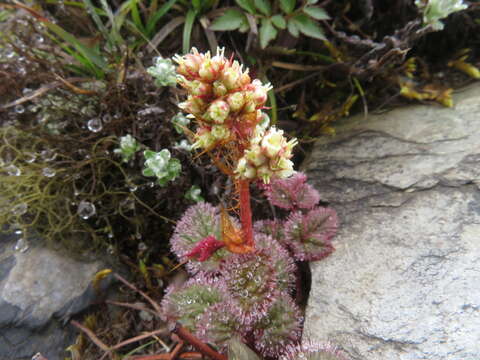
210;0;329;48
415;0;468;30
171;112;190;134
114;135;141;163
142;149;181;187
147;57;177;87
185;185;204;202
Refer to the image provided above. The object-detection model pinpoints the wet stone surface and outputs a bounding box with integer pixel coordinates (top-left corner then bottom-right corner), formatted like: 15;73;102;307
302;85;480;360
0;233;115;360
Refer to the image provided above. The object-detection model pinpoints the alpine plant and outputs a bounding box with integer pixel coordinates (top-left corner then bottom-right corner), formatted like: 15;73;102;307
161;49;343;358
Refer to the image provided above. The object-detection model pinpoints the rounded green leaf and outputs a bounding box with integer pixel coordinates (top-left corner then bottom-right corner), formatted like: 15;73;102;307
303;6;330;20
210;9;247;31
287;19;299;37
290;14;326;40
280;0;296;14
259;18;277;48
235;0;256;14
254;0;272;16
271;14;286;29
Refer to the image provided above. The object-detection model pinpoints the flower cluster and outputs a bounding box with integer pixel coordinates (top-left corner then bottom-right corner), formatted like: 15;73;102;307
173;47;297;183
236;126;297;183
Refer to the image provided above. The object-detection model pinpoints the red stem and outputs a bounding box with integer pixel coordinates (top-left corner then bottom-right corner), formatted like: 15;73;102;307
174;325;227;360
238;179;254;248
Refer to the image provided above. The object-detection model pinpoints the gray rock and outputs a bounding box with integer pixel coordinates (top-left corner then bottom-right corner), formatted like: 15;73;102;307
302;85;480;360
0;234;115;360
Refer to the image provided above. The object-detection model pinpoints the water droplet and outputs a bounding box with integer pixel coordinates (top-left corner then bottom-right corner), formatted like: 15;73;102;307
24;152;36;163
102;114;112;123
22;88;32;96
129;183;138;192
108;232;114;239
40;149;57;161
148;182;155;188
14;105;25;114
42;167;56;177
5;165;21;176
135;232;142;240
87;118;102;132
13;203;28;216
33;34;44;44
77;201;96;219
138;242;147;251
14;238;29;253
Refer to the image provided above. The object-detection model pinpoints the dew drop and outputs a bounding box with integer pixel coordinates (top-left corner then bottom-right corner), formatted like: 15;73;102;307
87;118;103;132
15;229;23;235
42;167;56;177
138;242;147;251
5;164;21;176
24;152;37;163
77;200;96;219
102;114;112;123
14;105;25;114
14;238;29;253
13;203;28;216
40;149;57;162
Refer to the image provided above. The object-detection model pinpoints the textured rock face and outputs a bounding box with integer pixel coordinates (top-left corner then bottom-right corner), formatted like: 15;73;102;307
0;235;114;360
302;85;480;360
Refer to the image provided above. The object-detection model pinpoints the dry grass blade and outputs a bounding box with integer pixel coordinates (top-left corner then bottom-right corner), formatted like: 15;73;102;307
199;16;218;53
106;300;158;317
148;16;185;53
272;61;326;71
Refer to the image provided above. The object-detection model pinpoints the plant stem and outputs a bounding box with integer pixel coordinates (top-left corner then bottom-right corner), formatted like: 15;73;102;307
238;179;254;248
174;324;227;360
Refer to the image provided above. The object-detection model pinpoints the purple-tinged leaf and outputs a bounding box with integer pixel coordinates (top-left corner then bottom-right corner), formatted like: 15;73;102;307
284;207;338;261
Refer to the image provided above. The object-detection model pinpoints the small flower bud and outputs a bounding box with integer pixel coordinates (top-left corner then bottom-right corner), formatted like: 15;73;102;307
207;100;230;124
227;92;245;112
193;129;216;149
199;59;216;81
221;67;240;90
236;158;257;179
261;128;285;158
211;125;230;140
213;80;228;97
190;80;212;97
245;145;267;167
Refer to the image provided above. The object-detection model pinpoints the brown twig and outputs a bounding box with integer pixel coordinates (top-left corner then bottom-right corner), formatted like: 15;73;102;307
169;341;184;360
113;273;163;315
174;324;227;360
111;328;170;351
71;320;110;352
